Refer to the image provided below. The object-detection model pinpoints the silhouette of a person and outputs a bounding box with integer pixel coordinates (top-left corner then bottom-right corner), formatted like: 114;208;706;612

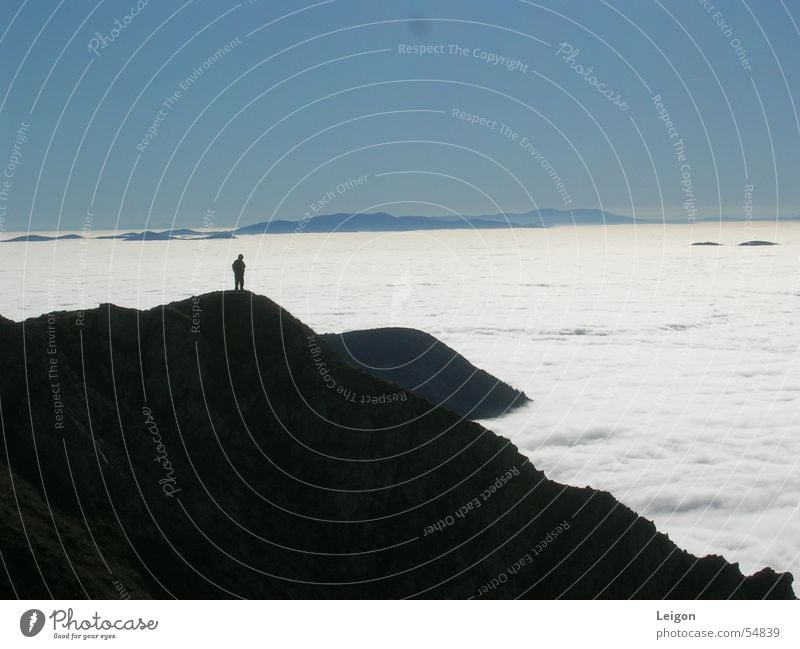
232;254;246;290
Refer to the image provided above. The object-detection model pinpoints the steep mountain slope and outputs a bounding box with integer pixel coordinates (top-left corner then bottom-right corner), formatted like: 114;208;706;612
0;294;793;599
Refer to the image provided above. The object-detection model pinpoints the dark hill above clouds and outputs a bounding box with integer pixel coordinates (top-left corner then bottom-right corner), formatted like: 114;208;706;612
321;328;529;420
0;293;793;599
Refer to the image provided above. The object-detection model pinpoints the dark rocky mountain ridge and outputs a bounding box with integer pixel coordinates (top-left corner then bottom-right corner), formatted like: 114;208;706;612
0;293;793;599
321;327;529;419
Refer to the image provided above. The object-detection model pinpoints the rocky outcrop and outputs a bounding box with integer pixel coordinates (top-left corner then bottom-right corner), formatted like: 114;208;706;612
0;292;793;599
320;328;529;419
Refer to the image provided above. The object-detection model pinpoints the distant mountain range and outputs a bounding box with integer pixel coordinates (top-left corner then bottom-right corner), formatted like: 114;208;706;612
4;209;800;241
96;229;237;241
233;209;634;234
2;229;237;242
2;233;84;242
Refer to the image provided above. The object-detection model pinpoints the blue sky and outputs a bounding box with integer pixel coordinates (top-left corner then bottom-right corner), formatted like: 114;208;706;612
1;0;799;230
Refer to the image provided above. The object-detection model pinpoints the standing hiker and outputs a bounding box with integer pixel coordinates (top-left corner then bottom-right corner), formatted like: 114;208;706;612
232;254;246;290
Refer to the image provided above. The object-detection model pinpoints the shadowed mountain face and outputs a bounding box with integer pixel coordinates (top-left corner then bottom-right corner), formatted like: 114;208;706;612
0;293;793;599
321;328;529;420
